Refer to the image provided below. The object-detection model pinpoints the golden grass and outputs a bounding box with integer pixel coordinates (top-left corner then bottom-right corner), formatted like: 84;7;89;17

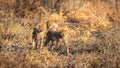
0;0;120;68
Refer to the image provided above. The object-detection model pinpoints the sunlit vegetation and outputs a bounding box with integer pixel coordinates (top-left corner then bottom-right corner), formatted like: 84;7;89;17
0;0;120;68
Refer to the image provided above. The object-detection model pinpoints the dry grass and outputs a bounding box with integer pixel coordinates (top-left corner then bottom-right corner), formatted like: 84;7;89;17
0;0;120;68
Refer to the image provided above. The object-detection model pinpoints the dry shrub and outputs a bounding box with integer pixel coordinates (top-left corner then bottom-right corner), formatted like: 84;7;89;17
0;0;16;10
65;1;113;42
12;0;65;18
26;49;59;67
68;1;112;30
0;0;119;68
0;20;32;47
92;23;120;68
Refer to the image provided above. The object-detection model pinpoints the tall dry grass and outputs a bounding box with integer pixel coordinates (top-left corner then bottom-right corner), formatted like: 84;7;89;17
0;0;120;68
